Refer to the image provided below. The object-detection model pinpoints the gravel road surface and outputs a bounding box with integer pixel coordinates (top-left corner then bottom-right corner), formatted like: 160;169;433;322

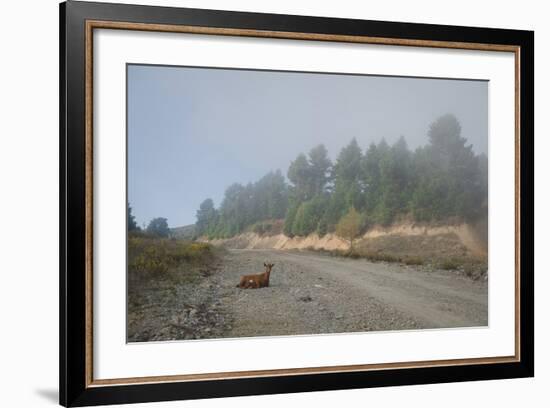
128;248;488;341
216;249;488;338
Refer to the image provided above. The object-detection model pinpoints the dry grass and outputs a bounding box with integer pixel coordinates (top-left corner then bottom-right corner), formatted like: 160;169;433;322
439;258;462;270
403;256;424;266
128;235;217;286
303;246;489;279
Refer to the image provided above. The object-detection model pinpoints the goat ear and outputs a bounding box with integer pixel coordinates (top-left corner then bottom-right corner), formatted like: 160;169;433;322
263;262;267;267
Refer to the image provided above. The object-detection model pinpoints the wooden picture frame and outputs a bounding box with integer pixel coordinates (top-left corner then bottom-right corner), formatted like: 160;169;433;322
60;1;534;406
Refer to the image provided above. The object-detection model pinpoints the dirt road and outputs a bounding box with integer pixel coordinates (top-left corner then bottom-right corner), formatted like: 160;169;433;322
214;249;488;338
128;248;488;341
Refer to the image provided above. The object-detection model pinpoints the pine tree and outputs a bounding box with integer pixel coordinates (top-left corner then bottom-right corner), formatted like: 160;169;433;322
308;144;332;196
195;198;217;236
127;203;139;232
327;138;363;227
287;153;312;202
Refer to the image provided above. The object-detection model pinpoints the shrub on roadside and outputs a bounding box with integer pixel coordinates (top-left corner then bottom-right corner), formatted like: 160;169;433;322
403;256;424;266
439;259;461;270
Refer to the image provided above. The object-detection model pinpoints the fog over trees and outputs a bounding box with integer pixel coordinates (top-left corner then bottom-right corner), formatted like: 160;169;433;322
193;114;488;239
129;114;487;238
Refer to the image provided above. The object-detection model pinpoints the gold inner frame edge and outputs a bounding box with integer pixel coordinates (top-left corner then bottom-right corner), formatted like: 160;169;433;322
84;19;522;388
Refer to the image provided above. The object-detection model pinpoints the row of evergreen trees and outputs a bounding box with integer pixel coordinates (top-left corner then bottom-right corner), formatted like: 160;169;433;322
195;170;289;238
195;114;488;239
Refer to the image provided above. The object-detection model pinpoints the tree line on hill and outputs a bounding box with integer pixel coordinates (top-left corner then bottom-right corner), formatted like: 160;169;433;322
128;204;170;237
130;114;488;241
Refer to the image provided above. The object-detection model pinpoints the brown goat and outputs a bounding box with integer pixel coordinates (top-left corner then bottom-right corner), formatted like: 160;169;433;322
236;263;274;289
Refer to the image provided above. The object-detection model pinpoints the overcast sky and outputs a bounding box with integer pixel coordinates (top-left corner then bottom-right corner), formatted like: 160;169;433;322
128;64;488;228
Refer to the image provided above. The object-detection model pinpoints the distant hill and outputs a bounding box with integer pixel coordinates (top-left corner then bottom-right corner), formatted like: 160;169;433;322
171;224;196;240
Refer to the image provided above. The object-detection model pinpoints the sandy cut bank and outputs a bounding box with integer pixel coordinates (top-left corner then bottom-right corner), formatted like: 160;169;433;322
205;221;488;259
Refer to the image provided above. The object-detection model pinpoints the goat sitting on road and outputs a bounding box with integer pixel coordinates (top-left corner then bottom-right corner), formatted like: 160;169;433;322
236;262;274;289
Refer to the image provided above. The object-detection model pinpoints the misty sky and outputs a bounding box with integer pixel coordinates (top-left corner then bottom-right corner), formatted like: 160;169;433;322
128;64;488;228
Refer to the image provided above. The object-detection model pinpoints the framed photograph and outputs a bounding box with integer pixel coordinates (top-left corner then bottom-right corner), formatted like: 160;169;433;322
60;1;534;406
